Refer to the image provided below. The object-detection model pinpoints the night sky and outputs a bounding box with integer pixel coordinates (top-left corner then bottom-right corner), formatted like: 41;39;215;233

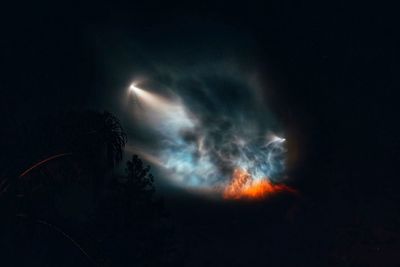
1;2;399;266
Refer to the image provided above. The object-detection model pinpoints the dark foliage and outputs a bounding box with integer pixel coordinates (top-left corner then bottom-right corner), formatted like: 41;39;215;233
48;110;128;169
126;155;155;195
0;111;180;267
94;155;180;266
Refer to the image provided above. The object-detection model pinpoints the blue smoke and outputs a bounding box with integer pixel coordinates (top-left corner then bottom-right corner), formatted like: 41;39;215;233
129;65;287;190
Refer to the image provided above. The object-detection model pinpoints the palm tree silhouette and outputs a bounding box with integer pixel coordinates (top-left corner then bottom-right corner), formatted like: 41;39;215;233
97;111;128;168
18;111;127;179
1;111;128;267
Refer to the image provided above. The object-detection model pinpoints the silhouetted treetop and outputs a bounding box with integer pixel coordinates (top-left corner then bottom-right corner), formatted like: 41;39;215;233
125;155;155;195
53;110;127;168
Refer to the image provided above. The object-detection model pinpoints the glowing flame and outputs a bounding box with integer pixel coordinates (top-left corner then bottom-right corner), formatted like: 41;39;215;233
223;169;295;200
126;82;293;198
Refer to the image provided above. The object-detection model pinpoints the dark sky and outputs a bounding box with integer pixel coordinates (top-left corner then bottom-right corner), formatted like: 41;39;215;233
2;2;397;192
1;2;399;266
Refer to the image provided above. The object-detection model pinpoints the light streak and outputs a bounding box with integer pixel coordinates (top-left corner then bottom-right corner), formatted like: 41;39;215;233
127;82;292;199
19;153;73;178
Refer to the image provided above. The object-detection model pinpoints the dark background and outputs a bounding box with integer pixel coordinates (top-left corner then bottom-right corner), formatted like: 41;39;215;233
1;1;399;266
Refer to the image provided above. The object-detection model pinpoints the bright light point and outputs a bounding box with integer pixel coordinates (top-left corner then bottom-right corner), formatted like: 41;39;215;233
125;78;290;199
266;134;286;146
129;83;141;93
273;136;286;143
129;83;148;99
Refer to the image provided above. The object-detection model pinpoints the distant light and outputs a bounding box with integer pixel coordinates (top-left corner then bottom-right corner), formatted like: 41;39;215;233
273;136;286;143
266;134;286;146
127;82;171;110
129;83;147;98
129;83;141;93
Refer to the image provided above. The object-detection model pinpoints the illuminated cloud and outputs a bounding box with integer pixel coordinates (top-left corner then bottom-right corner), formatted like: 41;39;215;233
126;66;289;198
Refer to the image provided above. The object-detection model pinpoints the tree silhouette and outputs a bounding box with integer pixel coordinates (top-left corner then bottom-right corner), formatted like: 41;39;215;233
0;111;128;266
0;111;183;267
92;154;181;267
100;155;163;228
82;111;127;169
13;110;127;181
126;155;155;196
54;110;127;170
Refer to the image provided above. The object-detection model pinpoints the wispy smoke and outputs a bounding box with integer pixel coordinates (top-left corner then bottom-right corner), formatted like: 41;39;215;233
92;19;290;194
128;64;287;191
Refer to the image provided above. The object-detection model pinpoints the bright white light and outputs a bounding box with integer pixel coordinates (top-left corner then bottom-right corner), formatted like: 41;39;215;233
265;134;286;147
129;83;142;93
129;83;158;109
272;136;286;143
128;82;195;131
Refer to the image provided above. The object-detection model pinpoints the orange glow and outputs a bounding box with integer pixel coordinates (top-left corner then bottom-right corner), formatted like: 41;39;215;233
223;168;295;200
